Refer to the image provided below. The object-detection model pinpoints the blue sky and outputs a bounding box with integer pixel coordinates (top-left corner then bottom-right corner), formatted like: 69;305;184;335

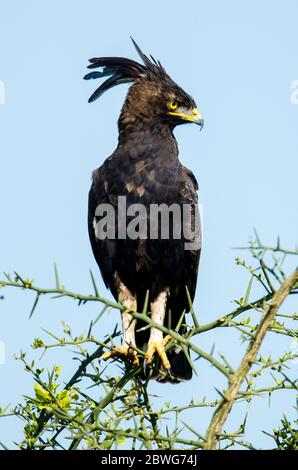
0;0;297;449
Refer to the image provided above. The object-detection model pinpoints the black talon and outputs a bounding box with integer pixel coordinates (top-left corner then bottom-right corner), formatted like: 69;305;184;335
164;367;175;382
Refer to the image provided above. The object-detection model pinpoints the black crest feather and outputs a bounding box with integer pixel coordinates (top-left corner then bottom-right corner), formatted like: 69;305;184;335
84;38;168;103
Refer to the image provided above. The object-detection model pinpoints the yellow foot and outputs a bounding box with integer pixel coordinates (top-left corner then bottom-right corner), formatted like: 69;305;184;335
102;346;139;367
145;335;171;370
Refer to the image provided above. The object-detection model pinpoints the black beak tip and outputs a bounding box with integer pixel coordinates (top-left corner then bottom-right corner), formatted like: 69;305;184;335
194;118;204;130
198;118;204;131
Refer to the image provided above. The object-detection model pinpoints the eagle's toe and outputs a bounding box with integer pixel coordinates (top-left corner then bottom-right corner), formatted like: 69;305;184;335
102;346;139;366
144;335;171;370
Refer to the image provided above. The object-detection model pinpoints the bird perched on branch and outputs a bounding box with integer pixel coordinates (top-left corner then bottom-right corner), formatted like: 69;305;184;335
85;39;203;383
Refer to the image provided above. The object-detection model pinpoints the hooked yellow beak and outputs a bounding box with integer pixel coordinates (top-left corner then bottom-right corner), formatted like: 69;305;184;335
168;107;204;129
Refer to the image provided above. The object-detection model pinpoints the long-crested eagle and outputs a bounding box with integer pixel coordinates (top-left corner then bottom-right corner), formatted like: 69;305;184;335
85;39;203;383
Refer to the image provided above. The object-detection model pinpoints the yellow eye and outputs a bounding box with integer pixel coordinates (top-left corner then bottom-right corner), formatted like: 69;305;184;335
167;100;178;110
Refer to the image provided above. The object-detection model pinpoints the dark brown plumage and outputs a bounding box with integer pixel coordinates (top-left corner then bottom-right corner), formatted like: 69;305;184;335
85;39;203;382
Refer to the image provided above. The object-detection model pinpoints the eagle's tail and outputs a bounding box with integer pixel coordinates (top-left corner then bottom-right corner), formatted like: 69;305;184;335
165;347;193;382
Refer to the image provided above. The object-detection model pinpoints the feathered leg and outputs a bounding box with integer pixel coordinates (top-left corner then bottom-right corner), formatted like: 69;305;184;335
102;280;139;366
144;289;171;372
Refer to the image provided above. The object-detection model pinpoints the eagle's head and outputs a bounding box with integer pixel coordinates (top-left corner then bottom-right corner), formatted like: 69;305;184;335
84;38;204;132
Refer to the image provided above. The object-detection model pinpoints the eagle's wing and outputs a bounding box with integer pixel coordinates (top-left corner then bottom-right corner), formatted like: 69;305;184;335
88;159;119;299
180;165;201;303
164;164;201;320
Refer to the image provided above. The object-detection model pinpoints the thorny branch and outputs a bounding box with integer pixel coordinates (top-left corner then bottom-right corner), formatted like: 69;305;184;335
0;236;297;450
